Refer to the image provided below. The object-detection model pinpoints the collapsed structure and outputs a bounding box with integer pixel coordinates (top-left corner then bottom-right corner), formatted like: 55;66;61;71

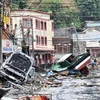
0;51;91;100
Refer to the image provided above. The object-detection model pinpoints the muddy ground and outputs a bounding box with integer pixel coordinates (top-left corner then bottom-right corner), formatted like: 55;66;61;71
4;65;100;100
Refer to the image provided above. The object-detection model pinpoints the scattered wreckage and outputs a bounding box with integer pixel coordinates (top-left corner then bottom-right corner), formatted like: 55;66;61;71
0;52;61;100
51;52;91;76
0;88;50;100
0;51;91;100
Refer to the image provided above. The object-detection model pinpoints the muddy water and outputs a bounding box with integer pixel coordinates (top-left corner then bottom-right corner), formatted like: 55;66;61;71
39;69;100;100
5;68;100;100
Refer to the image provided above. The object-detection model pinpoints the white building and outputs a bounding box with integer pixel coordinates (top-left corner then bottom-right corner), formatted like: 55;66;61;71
73;29;100;57
10;10;54;66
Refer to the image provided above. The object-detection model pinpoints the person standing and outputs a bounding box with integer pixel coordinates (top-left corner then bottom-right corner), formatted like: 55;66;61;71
90;58;95;69
94;58;98;69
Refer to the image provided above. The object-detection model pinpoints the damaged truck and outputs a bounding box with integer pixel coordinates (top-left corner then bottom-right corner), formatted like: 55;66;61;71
0;52;35;87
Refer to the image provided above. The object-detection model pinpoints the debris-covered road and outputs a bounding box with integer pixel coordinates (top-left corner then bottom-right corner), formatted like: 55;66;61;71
1;52;100;100
4;67;100;100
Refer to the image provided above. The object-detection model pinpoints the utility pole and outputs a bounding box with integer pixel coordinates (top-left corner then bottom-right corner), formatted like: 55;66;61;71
72;23;81;54
31;19;34;57
0;1;3;66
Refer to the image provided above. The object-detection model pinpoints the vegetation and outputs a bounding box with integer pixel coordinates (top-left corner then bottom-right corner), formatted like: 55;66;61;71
10;0;100;29
75;0;100;21
10;0;29;10
37;0;82;29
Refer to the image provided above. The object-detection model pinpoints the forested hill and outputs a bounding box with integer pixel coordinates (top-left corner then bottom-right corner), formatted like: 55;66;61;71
10;0;100;29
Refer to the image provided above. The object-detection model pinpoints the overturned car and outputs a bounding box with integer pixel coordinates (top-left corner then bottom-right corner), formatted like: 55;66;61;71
0;52;35;86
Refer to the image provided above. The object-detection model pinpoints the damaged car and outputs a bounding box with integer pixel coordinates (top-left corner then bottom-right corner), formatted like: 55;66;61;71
0;52;35;86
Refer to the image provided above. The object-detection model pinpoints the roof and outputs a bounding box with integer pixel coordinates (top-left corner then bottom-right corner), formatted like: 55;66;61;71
56;53;72;63
11;10;50;15
86;21;100;27
73;29;100;41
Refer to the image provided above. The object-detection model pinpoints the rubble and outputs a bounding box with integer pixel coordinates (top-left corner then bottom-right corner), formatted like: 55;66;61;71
0;52;97;100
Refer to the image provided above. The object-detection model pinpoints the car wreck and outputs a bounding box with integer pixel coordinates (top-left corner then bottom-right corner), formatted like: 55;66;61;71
51;52;91;76
0;52;35;87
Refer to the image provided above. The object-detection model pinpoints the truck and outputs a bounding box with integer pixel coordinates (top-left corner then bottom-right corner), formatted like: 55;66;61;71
0;52;35;86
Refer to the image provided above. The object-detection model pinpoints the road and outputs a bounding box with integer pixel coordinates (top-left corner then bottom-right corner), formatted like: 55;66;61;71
5;67;100;100
39;67;100;100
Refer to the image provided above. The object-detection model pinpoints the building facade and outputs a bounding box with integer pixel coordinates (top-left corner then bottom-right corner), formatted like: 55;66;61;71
10;10;54;66
53;28;73;59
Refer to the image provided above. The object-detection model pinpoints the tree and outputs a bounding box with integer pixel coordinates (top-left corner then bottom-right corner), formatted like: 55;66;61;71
10;0;28;9
75;0;100;21
10;0;83;28
19;0;28;9
38;0;82;29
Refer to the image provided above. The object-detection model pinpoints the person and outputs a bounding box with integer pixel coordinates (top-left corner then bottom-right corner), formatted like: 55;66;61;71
94;58;98;69
90;58;95;69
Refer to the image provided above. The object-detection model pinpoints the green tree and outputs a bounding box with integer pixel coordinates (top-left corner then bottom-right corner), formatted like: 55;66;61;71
10;0;28;9
10;0;83;28
38;0;82;29
75;0;100;21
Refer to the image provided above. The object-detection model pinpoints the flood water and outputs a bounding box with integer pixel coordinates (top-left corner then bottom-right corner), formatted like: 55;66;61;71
5;67;100;100
39;68;100;100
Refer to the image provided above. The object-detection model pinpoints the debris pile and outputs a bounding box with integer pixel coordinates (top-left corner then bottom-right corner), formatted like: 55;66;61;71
0;52;92;100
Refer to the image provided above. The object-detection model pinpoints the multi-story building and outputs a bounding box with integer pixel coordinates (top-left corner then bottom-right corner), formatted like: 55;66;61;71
10;10;54;66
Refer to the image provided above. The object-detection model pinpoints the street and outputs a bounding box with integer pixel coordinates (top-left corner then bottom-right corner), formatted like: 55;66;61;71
39;69;100;100
4;66;100;100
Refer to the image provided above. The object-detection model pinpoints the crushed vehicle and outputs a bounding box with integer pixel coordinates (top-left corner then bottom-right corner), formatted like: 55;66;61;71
51;52;91;76
0;52;35;87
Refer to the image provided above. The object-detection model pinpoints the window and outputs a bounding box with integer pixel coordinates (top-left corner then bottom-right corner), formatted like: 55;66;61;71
28;68;35;78
41;21;43;30
41;37;44;45
36;36;38;45
36;19;38;29
44;22;47;30
39;36;40;45
36;19;40;29
45;37;47;45
23;18;32;28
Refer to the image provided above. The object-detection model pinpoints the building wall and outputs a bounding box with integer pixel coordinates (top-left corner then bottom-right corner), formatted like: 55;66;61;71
10;10;53;50
10;10;54;65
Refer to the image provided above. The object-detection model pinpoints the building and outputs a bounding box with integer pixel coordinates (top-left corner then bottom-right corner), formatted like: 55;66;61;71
1;0;13;62
53;28;73;59
73;29;100;57
10;10;54;66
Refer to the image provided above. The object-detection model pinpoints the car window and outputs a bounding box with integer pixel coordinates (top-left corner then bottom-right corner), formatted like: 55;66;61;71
28;68;35;78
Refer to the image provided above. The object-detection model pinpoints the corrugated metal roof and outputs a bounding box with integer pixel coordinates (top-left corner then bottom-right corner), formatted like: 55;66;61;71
87;21;100;27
